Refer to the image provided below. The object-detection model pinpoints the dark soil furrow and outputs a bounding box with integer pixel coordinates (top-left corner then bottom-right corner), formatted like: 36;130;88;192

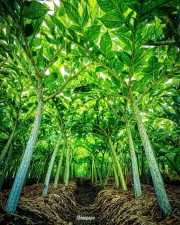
74;179;99;225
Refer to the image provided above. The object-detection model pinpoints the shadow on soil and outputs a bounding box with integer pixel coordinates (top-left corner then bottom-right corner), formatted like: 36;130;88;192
73;178;102;225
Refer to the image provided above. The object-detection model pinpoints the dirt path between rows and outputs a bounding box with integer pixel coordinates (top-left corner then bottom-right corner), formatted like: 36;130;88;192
73;179;99;225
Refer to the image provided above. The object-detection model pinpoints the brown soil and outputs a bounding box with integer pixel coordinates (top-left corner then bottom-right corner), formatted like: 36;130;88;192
0;181;78;224
91;183;180;225
0;179;180;225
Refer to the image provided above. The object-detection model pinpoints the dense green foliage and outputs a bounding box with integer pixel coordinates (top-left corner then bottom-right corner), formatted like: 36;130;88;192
0;0;180;216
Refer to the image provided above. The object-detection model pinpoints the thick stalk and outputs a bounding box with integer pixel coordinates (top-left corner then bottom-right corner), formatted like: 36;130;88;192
54;144;65;188
0;124;17;165
5;89;43;213
43;134;61;195
65;144;70;186
0;144;13;189
141;147;145;183
110;151;119;188
103;161;112;187
28;161;35;179
101;152;105;179
73;163;77;178
39;154;50;183
113;161;119;188
91;155;97;183
36;161;43;182
92;155;97;183
109;138;127;190
126;121;142;198
91;156;94;183
97;164;103;185
130;94;172;216
63;164;66;183
70;162;73;179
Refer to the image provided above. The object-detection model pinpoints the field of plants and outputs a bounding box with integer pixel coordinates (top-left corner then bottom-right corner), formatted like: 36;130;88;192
0;0;180;224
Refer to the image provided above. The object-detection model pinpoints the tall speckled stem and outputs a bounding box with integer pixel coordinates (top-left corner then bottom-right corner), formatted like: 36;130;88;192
109;138;127;190
125;120;142;198
5;91;43;213
130;92;172;217
43;134;61;195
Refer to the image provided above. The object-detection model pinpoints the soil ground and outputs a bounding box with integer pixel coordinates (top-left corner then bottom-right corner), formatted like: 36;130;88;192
74;178;100;225
0;178;180;224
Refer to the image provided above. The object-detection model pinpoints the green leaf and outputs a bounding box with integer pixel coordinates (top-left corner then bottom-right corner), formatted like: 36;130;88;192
134;48;146;65
128;3;141;12
45;35;56;44
148;56;158;69
66;42;72;54
28;17;44;47
72;0;79;9
23;1;49;19
141;0;180;18
111;76;120;89
163;0;180;7
88;0;97;8
97;0;118;13
52;18;66;35
78;46;87;56
68;29;78;42
142;67;152;73
35;48;48;70
32;51;36;56
167;47;178;62
32;38;41;48
0;52;7;59
132;77;149;92
91;43;101;57
64;65;72;74
24;23;34;37
44;16;55;32
81;6;89;27
114;58;124;74
135;33;143;50
44;46;52;59
63;1;80;25
96;66;106;72
40;26;51;36
99;13;123;28
69;25;82;33
85;25;101;42
153;7;176;17
44;73;58;86
114;29;132;50
119;52;131;67
108;58;116;70
106;51;115;60
100;31;112;56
